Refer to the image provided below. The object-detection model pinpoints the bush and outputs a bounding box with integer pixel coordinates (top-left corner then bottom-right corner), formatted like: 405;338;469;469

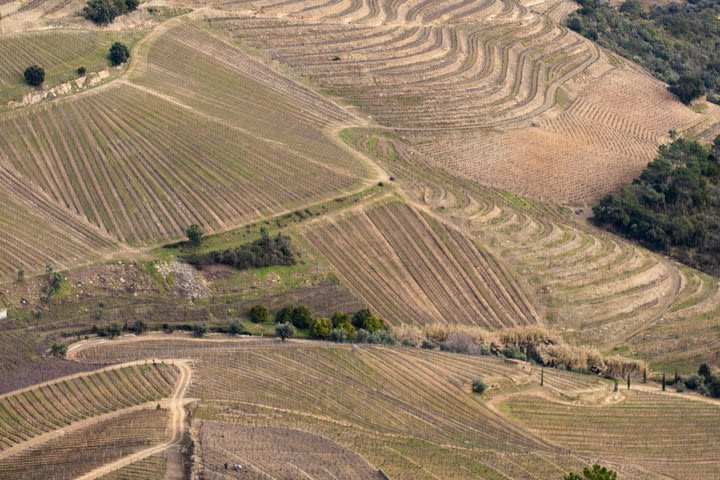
471;378;486;393
290;305;313;329
338;320;356;340
133;319;148;334
684;374;703;390
106;322;123;338
185;224;204;249
369;330;395;345
275;306;294;324
50;343;67;357
248;304;268;323
275;322;295;342
84;0;137;23
362;314;385;333
565;464;618;480
185;232;295;270
328;328;347;343
77;66;86;76
669;73;705;104
501;345;527;361
351;308;373;329
355;329;370;343
227;320;245;335
707;375;720;398
191;322;208;337
309;317;333;339
421;339;435;349
331;312;350;327
109;42;130;66
675;382;687;392
401;337;416;347
23;65;44;86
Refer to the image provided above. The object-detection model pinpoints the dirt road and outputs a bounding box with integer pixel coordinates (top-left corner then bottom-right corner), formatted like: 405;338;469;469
71;359;193;480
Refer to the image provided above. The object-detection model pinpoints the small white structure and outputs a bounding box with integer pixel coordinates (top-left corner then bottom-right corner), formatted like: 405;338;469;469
0;309;6;320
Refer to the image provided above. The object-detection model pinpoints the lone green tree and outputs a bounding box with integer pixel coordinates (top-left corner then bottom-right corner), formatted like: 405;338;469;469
290;305;313;329
275;322;295;342
564;464;618;480
185;224;204;249
23;65;45;86
109;42;130;66
472;378;486;394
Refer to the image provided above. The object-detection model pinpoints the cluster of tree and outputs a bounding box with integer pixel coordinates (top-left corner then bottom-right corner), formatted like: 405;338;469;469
566;0;720;103
673;363;720;397
593;137;720;275
270;305;392;344
185;229;295;270
84;0;139;24
564;465;617;480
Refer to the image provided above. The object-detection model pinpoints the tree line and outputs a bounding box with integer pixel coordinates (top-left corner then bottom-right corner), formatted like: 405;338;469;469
594;136;720;275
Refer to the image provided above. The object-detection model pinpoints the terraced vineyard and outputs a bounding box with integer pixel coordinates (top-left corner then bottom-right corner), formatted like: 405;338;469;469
0;363;177;451
197;423;378;479
73;336;608;479
205;0;716;203
505;389;720;478
0;408;168;480
343;129;720;369
97;455;167;480
303;198;538;327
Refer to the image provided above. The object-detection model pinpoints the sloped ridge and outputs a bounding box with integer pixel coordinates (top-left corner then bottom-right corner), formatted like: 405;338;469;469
303;198;538;327
0;22;375;246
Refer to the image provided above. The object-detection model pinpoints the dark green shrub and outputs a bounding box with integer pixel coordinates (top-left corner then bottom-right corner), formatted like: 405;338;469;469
275;306;294;324
228;320;244;335
109;42;130;66
185;224;204;249
191;322;208;337
421;339;435;349
472;378;486;394
23;65;44;86
84;0;118;24
290;305;313;329
248;304;268;323
77;66;86;76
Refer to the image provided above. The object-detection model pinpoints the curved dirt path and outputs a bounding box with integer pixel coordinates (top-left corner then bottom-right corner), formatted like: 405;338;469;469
72;360;193;480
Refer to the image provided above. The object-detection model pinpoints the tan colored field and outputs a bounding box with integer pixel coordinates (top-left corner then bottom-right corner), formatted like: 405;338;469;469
303;197;539;327
66;335;720;479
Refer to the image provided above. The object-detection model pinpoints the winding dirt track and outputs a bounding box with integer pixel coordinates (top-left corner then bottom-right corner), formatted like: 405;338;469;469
70;360;193;480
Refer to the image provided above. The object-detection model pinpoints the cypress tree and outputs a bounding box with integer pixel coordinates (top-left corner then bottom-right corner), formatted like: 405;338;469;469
627;376;631;390
540;367;544;387
662;372;666;391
